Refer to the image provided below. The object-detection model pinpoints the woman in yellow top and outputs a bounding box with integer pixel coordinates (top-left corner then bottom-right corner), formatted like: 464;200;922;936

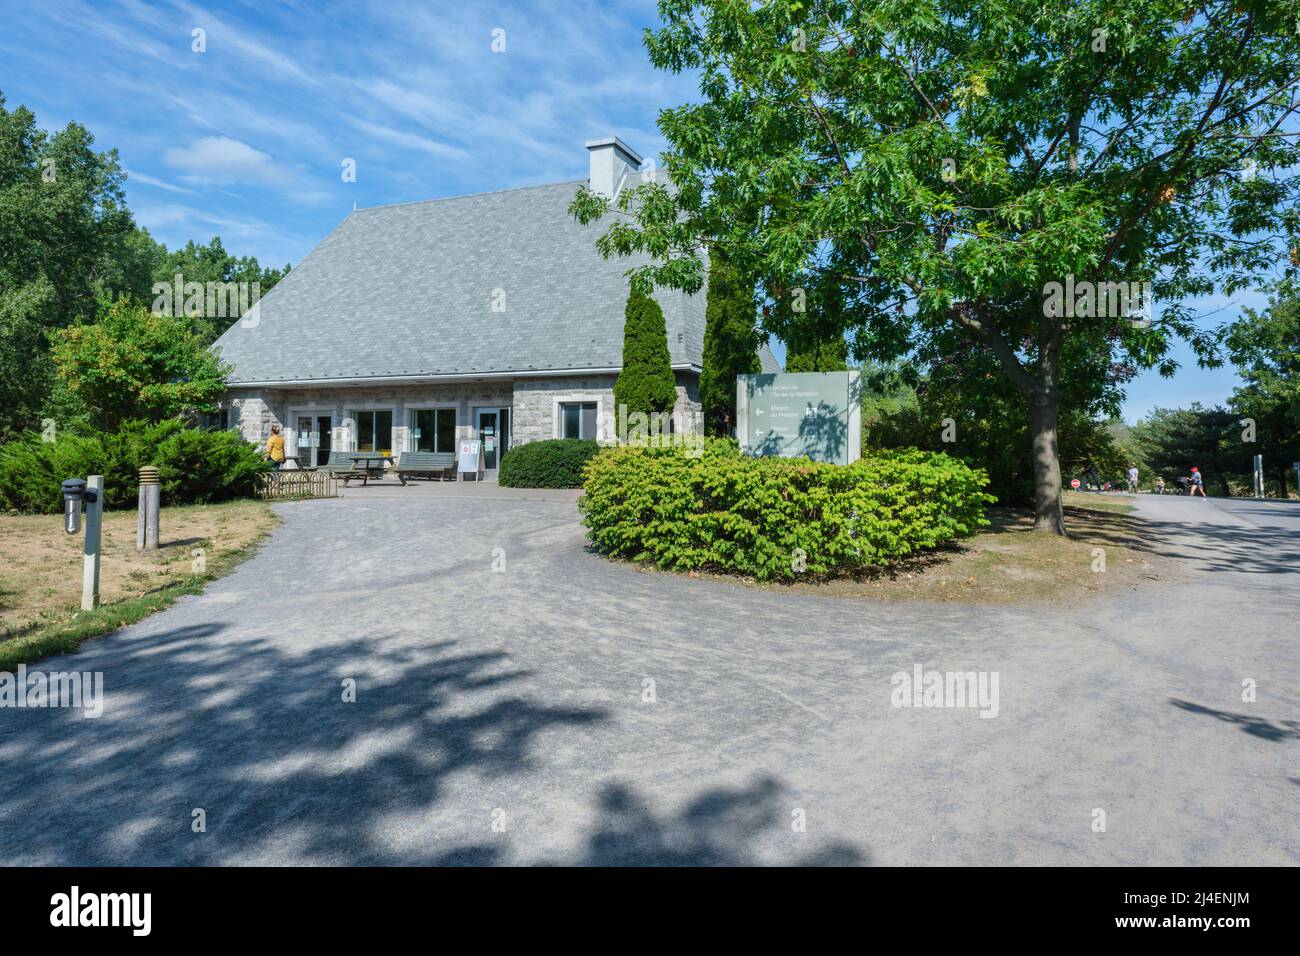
265;425;286;470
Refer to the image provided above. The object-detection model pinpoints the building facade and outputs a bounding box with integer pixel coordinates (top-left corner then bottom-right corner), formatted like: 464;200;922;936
214;136;776;475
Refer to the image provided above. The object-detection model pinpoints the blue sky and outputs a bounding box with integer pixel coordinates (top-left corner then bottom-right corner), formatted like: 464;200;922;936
0;0;1260;421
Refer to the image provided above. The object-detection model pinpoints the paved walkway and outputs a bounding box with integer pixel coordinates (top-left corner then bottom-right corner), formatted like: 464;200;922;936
1;489;1296;865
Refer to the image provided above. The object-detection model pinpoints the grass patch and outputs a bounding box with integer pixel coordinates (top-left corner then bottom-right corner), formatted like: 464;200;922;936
1062;489;1138;514
0;500;276;671
661;498;1172;605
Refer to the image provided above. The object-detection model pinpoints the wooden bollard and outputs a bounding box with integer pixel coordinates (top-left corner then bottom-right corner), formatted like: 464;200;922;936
136;466;160;551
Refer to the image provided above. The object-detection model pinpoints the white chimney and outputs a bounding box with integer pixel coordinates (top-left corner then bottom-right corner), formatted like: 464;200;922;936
585;136;643;199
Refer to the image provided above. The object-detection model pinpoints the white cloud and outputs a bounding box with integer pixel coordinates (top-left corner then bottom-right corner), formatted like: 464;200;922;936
351;121;470;162
125;170;197;194
163;136;287;185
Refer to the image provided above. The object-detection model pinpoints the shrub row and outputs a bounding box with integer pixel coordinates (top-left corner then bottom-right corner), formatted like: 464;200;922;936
498;438;600;488
579;439;993;581
0;420;269;514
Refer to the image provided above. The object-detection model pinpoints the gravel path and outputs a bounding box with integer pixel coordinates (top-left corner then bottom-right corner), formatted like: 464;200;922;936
2;487;1296;865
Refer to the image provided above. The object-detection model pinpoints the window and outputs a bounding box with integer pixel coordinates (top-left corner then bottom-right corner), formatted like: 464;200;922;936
351;409;393;452
200;408;231;431
410;408;456;453
560;402;598;440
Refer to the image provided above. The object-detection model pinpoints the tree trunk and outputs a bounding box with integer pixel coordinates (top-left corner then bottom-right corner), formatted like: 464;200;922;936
1028;390;1066;535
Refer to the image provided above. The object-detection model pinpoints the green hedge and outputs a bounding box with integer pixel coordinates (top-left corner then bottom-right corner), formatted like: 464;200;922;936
580;439;993;580
498;438;600;488
0;420;270;514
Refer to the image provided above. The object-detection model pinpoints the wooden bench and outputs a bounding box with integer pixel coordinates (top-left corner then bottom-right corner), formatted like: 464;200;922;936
321;451;381;486
396;450;457;484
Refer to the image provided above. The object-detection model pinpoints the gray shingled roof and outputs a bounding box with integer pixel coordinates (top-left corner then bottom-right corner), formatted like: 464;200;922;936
214;179;742;384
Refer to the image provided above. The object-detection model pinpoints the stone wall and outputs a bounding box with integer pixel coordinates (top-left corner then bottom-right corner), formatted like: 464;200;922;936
225;371;701;460
511;375;618;444
226;382;511;460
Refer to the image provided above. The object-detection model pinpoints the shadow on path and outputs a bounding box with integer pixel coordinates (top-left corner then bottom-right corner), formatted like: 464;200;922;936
1125;507;1300;576
571;776;865;866
1;621;868;865
1;621;605;864
1171;699;1300;743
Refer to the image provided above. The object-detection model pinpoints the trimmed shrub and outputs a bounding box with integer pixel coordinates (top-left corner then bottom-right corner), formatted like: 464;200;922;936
613;286;677;418
499;439;600;488
580;439;993;580
0;420;269;514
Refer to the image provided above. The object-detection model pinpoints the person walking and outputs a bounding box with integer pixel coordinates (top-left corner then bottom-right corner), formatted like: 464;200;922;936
1127;463;1139;493
265;424;286;471
1155;476;1166;495
1189;466;1206;498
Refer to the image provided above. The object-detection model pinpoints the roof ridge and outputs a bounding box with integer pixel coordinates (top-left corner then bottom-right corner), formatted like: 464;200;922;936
351;178;587;214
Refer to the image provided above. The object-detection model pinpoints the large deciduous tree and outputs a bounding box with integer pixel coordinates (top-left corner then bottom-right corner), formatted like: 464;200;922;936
570;0;1300;534
0;92;135;438
50;297;230;430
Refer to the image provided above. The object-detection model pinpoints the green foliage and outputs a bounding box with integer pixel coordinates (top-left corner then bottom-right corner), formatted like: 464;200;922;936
580;439;992;581
699;246;761;434
0;93;136;439
0;419;268;514
150;236;289;345
1225;281;1300;494
862;352;1134;503
784;326;848;372
1129;405;1243;497
0;90;291;437
569;3;1300;528
771;286;848;372
50;297;230;430
498;439;600;488
614;286;677;418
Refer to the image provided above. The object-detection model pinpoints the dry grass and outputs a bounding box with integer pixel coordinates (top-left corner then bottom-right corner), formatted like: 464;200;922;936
0;501;276;666
694;492;1173;605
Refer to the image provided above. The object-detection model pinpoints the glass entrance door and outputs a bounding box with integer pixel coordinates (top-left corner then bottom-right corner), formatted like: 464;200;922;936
295;414;332;467
314;415;331;466
477;409;500;470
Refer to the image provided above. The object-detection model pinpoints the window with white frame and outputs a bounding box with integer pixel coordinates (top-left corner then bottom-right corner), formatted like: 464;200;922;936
559;401;598;440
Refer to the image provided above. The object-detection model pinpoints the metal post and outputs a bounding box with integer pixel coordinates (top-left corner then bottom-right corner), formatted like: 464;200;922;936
1253;454;1264;499
82;475;103;611
137;466;161;550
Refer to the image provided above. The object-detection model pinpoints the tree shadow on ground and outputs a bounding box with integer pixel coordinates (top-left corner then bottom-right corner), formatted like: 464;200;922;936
1170;699;1300;743
0;621;606;864
570;776;865;866
1131;508;1300;575
0;622;868;866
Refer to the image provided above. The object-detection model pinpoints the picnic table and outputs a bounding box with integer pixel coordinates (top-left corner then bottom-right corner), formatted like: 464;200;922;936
346;453;392;486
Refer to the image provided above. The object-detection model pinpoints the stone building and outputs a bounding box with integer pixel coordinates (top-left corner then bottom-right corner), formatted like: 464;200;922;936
213;136;779;477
